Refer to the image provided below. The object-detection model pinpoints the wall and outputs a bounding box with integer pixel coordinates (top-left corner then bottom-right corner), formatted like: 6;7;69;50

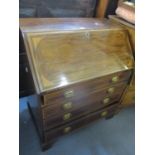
19;0;97;17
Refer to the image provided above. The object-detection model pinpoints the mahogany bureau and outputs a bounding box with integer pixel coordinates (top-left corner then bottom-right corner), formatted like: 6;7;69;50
19;18;134;150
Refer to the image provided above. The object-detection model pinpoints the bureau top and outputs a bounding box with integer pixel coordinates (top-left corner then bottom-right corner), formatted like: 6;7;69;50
20;18;123;32
20;18;134;94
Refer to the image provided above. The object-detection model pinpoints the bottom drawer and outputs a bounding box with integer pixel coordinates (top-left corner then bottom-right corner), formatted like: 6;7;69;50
44;103;118;142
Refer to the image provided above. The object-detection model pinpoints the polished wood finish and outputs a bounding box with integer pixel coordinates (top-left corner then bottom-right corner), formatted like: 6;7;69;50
42;82;127;118
20;18;134;94
43;96;120;130
20;18;134;150
108;15;135;107
109;15;135;52
42;71;131;106
43;84;126;130
44;103;119;142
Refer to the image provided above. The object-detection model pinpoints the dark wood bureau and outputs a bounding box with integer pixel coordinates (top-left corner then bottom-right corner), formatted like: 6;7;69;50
19;18;134;150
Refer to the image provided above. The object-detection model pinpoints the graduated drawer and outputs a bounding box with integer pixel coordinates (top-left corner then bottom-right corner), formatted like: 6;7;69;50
42;84;126;130
43;94;119;130
42;82;127;119
42;70;132;106
44;103;118;142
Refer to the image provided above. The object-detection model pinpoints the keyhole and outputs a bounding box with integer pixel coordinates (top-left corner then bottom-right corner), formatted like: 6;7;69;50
85;32;90;39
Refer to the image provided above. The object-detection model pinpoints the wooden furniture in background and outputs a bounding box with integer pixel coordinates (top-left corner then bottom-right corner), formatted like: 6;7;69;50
95;0;109;18
116;1;135;24
20;18;134;150
109;15;135;107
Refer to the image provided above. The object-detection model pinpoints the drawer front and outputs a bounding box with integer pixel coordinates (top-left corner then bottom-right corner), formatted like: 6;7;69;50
42;70;132;106
42;82;127;119
44;103;118;142
43;94;119;130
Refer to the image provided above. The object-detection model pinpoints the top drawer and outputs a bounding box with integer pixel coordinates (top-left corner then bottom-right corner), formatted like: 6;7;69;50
42;70;132;106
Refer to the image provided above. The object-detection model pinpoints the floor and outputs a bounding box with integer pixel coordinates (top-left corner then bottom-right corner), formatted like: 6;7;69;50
19;97;135;155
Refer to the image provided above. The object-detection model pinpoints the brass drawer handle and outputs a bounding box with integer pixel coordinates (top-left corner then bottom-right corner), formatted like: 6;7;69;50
107;87;115;94
112;76;119;83
103;97;110;104
100;111;108;117
64;90;74;98
63;113;72;121
63;126;72;133
63;102;73;110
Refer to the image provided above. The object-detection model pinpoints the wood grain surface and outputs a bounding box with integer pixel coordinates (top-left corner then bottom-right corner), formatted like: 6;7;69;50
20;18;134;94
20;18;135;149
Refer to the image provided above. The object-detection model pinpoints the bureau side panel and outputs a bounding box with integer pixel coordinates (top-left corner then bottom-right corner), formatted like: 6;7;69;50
27;94;44;141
